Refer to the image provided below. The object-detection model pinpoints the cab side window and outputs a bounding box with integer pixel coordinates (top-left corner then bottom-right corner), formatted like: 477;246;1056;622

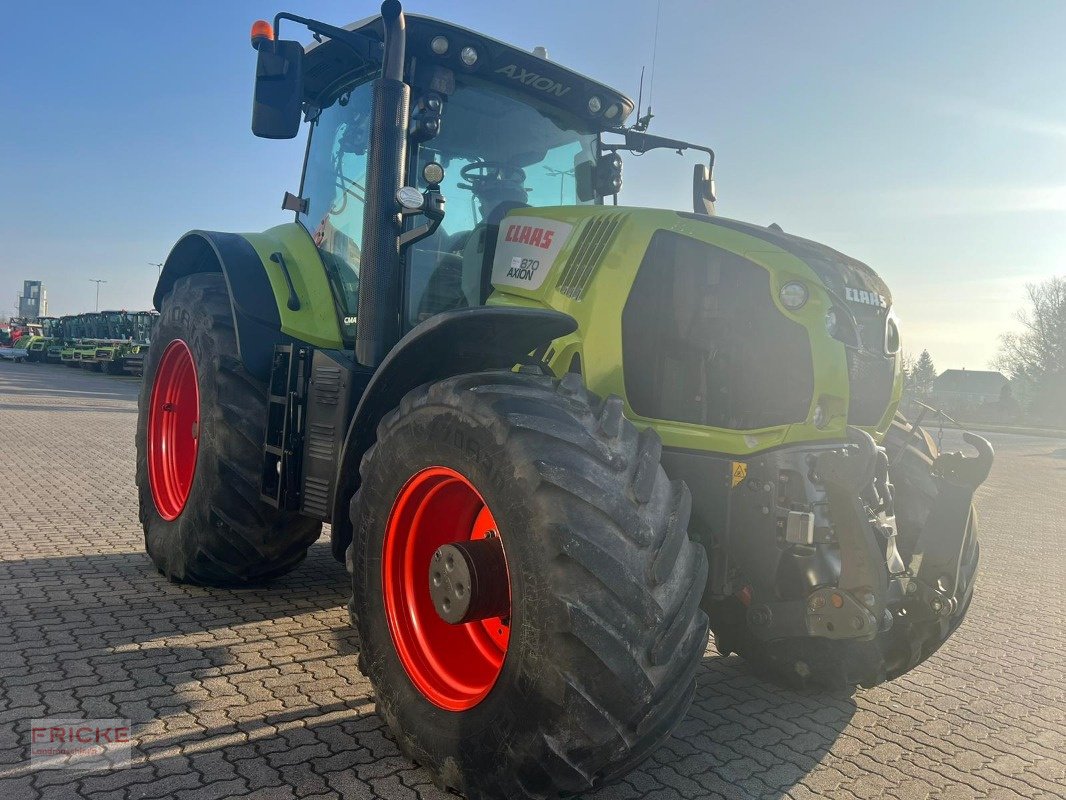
300;82;375;337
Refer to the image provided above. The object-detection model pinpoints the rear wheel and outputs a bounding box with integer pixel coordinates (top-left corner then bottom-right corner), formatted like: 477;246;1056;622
135;273;320;585
350;371;709;799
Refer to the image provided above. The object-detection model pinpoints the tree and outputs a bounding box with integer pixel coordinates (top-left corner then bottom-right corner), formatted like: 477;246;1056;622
911;350;937;401
994;276;1066;423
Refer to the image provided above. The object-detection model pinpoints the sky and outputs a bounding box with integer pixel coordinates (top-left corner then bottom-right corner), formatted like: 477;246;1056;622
2;0;1065;369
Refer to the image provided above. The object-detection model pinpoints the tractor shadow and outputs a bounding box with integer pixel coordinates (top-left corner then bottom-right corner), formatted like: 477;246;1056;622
580;650;856;799
3;539;849;799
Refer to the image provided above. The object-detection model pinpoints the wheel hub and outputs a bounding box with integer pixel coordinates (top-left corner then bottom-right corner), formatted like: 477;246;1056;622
429;536;509;625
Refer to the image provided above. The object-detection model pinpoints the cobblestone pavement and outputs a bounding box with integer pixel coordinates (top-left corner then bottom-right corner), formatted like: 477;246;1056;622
0;361;1063;800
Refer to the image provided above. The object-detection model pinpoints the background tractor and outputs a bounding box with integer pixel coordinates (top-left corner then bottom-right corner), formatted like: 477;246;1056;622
119;311;159;376
136;3;992;797
59;314;86;366
0;318;43;362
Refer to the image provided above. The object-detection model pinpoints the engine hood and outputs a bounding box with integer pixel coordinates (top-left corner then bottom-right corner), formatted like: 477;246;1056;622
680;214;892;311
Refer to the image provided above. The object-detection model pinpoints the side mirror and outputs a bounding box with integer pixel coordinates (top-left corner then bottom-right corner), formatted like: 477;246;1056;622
252;39;304;139
692;162;716;216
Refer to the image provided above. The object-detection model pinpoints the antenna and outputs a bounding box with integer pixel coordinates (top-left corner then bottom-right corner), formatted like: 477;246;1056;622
633;1;662;132
634;66;645;128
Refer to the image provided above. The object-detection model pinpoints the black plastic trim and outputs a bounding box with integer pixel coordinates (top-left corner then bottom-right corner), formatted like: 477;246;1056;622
328;305;577;559
155;231;284;381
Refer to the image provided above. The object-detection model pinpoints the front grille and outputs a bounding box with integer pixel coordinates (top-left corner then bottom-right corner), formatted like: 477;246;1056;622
623;231;814;430
847;309;896;425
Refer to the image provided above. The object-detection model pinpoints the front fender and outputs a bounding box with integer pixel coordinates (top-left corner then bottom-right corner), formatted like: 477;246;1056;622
328;305;577;559
155;223;343;381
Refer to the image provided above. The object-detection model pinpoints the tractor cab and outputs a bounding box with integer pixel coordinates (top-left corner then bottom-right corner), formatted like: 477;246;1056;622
100;311;131;340
128;311;158;344
39;317;59;338
256;11;714;348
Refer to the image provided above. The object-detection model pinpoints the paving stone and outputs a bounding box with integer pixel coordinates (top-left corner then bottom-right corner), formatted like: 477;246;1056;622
0;361;1062;800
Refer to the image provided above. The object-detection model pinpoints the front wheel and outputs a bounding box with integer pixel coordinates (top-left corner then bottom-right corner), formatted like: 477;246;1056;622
350;371;709;799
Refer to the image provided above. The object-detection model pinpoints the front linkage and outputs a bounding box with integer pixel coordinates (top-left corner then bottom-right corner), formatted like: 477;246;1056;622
711;427;992;689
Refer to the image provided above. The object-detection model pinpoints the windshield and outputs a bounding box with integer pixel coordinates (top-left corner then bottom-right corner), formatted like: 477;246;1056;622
300;75;599;338
407;78;598;326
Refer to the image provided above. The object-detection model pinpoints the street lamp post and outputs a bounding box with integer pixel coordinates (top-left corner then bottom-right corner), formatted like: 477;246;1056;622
544;166;575;204
148;262;164;277
89;279;107;312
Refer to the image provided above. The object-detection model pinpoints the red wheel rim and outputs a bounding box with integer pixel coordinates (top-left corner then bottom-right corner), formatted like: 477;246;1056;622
383;466;511;711
147;339;200;521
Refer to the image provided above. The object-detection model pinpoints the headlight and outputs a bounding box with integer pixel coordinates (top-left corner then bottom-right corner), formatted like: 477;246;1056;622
460;46;479;66
885;314;900;355
779;281;808;310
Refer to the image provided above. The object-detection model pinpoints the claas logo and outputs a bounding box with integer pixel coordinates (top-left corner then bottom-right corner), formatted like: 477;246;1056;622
504;224;555;250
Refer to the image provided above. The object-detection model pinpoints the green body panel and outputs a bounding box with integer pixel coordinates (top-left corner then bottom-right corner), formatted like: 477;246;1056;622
75;342;99;360
241;223;345;350
488;206;901;454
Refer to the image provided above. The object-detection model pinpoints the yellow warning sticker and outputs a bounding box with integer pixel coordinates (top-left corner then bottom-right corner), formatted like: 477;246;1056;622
731;461;747;488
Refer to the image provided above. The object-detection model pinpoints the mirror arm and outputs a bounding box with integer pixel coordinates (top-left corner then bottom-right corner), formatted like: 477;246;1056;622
604;126;715;167
399;190;446;250
272;12;383;64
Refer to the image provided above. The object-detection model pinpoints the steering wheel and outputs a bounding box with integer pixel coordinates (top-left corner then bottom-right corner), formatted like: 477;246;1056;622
459;161;526;187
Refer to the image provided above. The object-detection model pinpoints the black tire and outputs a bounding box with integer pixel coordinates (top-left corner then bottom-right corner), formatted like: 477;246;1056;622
135;273;321;585
885;414;940;559
350;370;709;799
712;415;978;691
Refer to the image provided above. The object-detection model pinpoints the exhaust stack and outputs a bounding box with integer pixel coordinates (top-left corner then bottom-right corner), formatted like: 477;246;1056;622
355;0;409;367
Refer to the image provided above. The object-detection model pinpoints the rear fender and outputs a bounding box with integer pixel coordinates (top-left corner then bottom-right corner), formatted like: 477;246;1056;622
329;306;577;559
155;223;344;381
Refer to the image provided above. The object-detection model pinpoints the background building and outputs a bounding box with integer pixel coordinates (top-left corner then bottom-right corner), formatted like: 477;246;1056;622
931;369;1018;422
17;280;47;320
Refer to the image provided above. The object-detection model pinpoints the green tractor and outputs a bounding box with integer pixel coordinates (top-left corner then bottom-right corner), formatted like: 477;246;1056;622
120;310;159;376
73;312;107;370
21;317;57;363
40;316;64;362
0;319;41;362
91;310;139;374
58;315;84;365
136;4;992;797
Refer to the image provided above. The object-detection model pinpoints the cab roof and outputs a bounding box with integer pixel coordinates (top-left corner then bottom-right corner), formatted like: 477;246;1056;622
301;13;634;128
